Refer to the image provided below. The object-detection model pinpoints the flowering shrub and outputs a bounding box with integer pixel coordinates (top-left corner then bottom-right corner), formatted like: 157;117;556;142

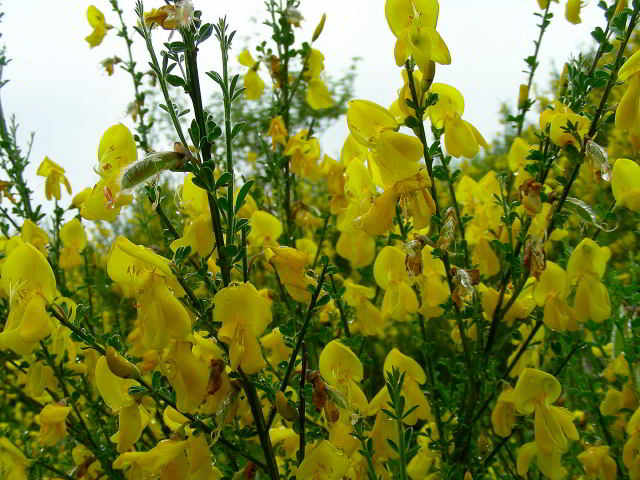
0;1;640;480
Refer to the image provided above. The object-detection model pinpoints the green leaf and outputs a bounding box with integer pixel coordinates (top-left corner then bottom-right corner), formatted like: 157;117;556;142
220;244;239;258
231;121;247;140
197;24;214;45
216;171;233;189
234;180;255;214
165;74;185;88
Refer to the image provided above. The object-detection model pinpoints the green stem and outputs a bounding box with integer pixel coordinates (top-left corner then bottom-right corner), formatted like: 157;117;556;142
266;260;329;429
110;0;150;150
238;369;280;480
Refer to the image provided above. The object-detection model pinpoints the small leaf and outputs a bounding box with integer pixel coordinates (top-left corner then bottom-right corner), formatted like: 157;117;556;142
234;180;255;214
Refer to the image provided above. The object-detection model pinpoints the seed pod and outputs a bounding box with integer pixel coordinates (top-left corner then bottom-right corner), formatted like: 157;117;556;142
120;151;189;190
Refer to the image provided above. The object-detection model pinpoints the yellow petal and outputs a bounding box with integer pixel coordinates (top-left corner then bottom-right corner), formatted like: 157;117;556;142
164;341;209;413
296;440;350;480
306;78;333;110
1;242;56;303
347;100;398;147
95;356;136;409
612;158;640;211
319;340;363;386
619;49;640;82
513;368;562;415
98;124;137;174
429;83;465;128
533;261;568;306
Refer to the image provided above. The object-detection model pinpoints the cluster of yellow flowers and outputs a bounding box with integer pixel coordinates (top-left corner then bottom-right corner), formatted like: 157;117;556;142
1;1;640;480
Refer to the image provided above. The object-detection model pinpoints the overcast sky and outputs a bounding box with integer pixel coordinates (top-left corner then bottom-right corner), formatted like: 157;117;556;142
1;0;605;215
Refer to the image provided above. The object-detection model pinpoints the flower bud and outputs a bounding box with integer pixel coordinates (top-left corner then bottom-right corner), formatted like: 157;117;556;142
312;14;326;42
557;63;569;98
106;346;141;380
420;61;436;93
517;84;529;109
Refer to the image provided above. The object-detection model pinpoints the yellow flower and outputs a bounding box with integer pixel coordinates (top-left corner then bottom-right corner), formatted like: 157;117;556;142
480;282;535;326
36;157;71;201
107;235;179;291
353;188;400;236
491;387;516;437
567;238;609;283
296;440;350;480
347;100;398;147
549;112;589;148
163;341;209;412
295;238;318;265
95;356;150;453
284;130;320;178
137;273;191;350
187;435;223;480
368;348;432;425
305;49;326;79
565;0;584;24
611;158;640;211
85;6;109;48
170;212;214;258
578;446;617;480
336;228;375;268
262;327;293;366
59;218;87;270
247;210;283;249
624;432;640;480
374;246;418;321
514;368;579;455
267;116;288;151
71;187;92;209
266;246;317;303
566;238;611;322
517;441;567;480
114;439;188;477
235;190;257;218
238;50;265;100
81;124;137;222
319;340;368;412
508;138;533;171
38;404;72;446
0;243;56;355
20;219;48;255
0;437;30;480
341;134;368;164
428;84;488;158
407;424;440;479
533;261;574;331
616;50;640;133
214;282;272;373
343;279;384;336
306;78;333;110
385;0;451;72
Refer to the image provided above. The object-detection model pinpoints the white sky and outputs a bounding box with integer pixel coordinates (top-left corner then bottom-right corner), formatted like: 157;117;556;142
1;0;605;214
